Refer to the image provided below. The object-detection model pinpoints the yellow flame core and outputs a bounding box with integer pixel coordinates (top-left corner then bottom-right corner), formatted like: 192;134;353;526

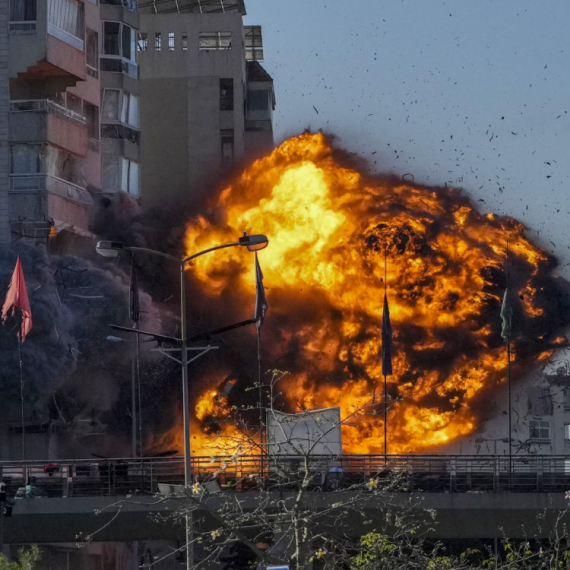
180;132;559;455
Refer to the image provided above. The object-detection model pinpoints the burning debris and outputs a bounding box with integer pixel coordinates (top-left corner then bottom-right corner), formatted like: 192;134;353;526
173;132;570;454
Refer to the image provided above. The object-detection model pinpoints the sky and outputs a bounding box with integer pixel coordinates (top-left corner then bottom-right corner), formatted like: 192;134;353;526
244;0;570;277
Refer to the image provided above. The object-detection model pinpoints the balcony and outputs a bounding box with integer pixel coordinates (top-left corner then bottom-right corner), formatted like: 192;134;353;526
9;174;93;233
9;100;88;157
9;0;86;86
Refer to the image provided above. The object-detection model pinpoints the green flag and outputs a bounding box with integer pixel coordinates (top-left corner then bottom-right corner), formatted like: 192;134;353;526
500;289;512;341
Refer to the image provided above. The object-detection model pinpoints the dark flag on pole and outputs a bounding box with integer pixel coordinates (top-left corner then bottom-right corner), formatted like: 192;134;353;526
254;252;268;327
2;256;33;342
381;293;393;376
500;288;512;342
129;257;140;324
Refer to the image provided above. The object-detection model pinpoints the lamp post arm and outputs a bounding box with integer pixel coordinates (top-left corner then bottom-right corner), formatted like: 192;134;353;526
124;246;181;264
181;242;240;265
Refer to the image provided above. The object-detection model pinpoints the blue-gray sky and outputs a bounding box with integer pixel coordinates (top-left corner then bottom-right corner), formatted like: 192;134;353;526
244;0;570;276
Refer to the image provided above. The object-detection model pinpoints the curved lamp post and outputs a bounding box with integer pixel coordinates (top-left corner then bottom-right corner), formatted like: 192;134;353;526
97;234;269;570
96;234;269;484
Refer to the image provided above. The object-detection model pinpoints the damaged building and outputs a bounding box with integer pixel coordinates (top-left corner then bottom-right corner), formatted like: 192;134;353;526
0;0;275;241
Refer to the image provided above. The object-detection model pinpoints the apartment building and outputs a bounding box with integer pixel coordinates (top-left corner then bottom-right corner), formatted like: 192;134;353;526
1;0;274;241
137;0;275;206
439;360;570;457
1;0;141;245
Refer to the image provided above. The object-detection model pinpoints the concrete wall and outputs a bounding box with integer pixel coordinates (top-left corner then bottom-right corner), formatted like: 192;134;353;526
138;11;247;207
5;492;570;544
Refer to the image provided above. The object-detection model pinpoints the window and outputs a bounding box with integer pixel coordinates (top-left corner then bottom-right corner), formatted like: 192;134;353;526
101;21;136;75
155;32;161;51
100;0;137;10
122;23;133;60
102;155;120;191
220;129;234;163
199;32;231;51
84;103;99;140
529;419;550;441
10;0;36;30
244;25;263;61
101;89;139;128
86;28;99;77
102;156;139;195
528;386;553;416
103;21;120;55
247;89;270;112
66;93;82;115
137;32;147;51
128;160;139;196
10;144;43;174
127;94;138;128
181;33;188;51
219;78;233;111
101;89;120;121
48;0;84;49
103;21;135;60
565;424;570;441
168;32;174;51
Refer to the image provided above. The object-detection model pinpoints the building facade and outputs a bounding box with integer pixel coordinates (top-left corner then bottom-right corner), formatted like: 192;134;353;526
440;359;570;457
2;0;141;245
137;0;275;207
1;0;274;240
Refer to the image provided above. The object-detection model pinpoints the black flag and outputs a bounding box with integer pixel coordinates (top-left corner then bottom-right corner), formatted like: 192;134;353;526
381;293;393;376
500;288;512;342
254;253;268;327
129;257;140;324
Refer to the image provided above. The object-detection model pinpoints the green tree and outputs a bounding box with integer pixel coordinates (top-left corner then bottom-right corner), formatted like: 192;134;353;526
0;546;40;570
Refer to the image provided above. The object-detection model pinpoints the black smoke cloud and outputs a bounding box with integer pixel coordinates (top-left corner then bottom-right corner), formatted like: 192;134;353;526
0;243;162;454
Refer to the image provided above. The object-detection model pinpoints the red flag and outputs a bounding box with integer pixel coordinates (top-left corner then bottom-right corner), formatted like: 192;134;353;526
2;256;33;342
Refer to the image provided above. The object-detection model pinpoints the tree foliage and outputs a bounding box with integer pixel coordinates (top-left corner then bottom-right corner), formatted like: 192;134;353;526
0;546;40;570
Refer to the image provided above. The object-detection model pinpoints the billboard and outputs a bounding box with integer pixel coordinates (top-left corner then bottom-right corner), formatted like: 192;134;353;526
266;407;342;456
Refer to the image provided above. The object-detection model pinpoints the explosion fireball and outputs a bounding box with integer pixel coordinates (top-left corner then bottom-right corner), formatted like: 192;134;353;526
176;132;568;455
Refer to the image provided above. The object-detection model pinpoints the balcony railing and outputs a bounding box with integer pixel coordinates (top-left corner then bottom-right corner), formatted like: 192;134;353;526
10;174;93;205
10;99;87;127
2;454;570;498
100;0;138;12
9;20;37;32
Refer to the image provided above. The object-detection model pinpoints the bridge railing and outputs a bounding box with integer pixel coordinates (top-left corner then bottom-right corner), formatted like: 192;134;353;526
1;454;569;498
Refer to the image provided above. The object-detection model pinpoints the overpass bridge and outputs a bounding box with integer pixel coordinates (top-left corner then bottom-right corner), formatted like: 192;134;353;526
2;454;570;544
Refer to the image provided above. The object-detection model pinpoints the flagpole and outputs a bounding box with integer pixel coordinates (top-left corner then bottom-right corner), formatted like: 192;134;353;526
18;333;25;462
253;251;268;475
506;241;512;475
384;249;388;458
257;323;264;476
136;328;142;456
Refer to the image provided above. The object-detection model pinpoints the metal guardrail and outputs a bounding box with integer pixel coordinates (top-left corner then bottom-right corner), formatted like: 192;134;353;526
2;455;570;498
10;99;87;126
10;174;93;205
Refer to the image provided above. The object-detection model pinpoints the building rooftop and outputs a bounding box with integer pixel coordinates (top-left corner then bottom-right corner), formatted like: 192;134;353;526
138;0;246;15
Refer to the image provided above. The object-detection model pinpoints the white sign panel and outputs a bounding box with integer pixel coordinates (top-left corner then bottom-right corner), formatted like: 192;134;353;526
266;407;342;456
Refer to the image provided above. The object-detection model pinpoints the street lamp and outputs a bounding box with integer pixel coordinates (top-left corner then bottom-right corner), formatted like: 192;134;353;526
97;234;268;570
96;233;269;481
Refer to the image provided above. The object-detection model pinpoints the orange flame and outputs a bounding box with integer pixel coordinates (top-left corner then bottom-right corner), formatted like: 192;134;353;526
175;132;565;455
